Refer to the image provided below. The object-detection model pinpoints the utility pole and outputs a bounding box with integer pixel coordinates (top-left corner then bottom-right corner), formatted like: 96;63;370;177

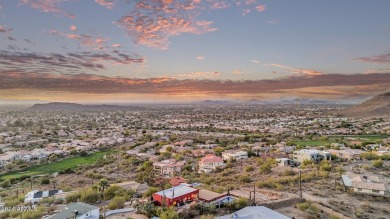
253;182;256;206
299;170;302;199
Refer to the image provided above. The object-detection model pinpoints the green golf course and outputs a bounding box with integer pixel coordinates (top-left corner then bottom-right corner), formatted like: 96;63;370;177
0;151;111;181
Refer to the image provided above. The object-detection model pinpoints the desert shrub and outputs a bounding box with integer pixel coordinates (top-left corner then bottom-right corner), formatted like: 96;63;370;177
158;207;180;219
58;168;74;174
283;169;296;176
66;191;81;203
41;177;50;184
302;159;314;166
297;202;310;211
320;162;332;172
259;163;272;174
104;186;126;200
80;151;88;157
228;197;248;211
80;188;100;204
0;179;11;188
143;187;158;198
240;174;251;183
245;166;254;172
296;201;318;213
372;159;383;168
107;196;125;210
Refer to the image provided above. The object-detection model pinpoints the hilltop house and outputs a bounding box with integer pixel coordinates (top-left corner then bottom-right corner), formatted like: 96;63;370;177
153;159;185;176
198;154;225;173
293;149;331;164
221;150;248;161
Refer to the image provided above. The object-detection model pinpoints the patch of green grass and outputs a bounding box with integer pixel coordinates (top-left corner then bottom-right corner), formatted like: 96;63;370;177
293;140;328;146
329;135;388;141
0;151;111;181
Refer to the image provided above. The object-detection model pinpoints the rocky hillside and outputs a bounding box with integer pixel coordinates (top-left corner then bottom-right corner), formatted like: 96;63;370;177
339;92;390;117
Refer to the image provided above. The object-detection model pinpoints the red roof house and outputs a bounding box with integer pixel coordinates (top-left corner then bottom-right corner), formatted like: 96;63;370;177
170;176;187;187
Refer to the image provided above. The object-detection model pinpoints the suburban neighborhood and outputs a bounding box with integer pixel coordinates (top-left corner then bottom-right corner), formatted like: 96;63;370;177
0;103;388;219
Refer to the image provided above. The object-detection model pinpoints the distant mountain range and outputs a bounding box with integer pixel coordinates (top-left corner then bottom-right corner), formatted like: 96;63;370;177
338;92;390;117
28;102;135;111
194;98;338;105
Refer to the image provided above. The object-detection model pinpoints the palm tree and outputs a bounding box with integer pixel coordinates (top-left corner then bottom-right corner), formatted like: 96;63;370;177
98;178;110;200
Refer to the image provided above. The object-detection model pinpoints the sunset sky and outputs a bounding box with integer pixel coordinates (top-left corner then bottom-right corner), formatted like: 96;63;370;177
0;0;389;103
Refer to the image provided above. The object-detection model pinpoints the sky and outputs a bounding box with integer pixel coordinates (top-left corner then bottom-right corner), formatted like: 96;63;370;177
0;0;389;103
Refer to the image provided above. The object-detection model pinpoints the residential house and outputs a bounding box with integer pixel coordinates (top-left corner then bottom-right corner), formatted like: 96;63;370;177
293;149;331;164
0;151;21;165
47;202;99;219
196;144;218;149
24;190;63;204
342;175;387;196
153;159;185;176
34;148;50;157
327;148;364;160
198;189;227;204
351;175;386;196
217;206;290;219
191;149;214;158
198;154;225;173
221;150;248;161
153;185;199;207
276;158;292;166
169;176;187;187
277;146;296;154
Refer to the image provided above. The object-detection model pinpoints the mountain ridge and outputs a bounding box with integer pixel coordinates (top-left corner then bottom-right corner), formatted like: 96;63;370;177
338;92;390;117
28;102;136;111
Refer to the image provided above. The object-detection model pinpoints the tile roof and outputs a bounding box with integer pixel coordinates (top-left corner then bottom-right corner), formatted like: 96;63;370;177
200;154;223;163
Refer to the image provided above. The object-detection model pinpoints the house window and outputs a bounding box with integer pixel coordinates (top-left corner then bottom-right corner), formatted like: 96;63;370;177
358;188;362;191
372;190;380;193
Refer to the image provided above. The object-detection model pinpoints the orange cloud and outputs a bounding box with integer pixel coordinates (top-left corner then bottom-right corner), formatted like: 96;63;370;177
51;30;109;50
70;24;77;31
196;56;205;60
0;50;144;74
267;63;323;76
20;0;75;18
355;53;390;63
0;70;389;101
117;14;217;49
255;4;265;12
95;0;115;9
231;70;242;74
173;71;220;78
365;69;390;74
